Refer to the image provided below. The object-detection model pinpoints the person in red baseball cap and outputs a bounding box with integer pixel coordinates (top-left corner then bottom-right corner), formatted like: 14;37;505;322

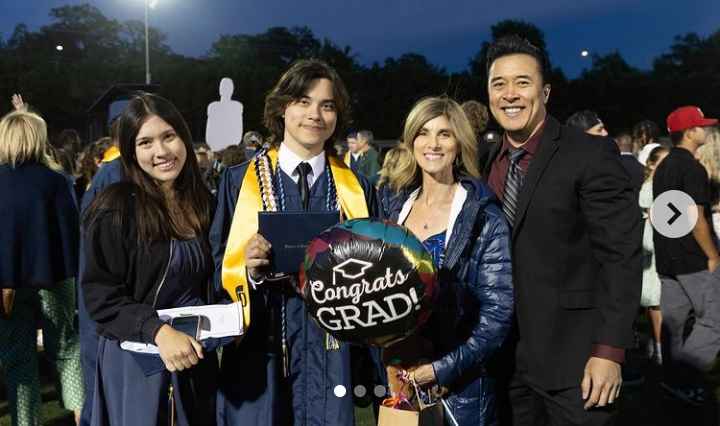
653;105;720;405
667;106;718;135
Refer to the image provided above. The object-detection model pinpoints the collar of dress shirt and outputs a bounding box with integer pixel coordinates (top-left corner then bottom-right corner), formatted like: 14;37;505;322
278;143;326;187
498;118;546;159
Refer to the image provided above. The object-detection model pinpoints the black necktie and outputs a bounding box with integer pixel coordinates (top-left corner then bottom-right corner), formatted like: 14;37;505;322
502;148;526;225
296;162;312;211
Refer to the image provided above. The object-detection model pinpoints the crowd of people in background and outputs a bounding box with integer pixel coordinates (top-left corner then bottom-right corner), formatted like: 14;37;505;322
1;34;720;426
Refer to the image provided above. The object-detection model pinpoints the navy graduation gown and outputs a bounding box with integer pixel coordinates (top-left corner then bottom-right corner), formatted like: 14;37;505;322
77;158;125;426
210;160;377;426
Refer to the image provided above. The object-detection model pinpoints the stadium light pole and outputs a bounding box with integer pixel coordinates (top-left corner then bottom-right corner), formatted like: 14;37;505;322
144;0;158;84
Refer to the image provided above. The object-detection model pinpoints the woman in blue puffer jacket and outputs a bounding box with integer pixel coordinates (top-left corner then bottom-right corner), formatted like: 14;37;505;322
377;96;513;425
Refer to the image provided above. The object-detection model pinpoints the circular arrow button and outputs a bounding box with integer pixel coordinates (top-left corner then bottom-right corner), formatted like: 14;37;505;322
650;190;698;238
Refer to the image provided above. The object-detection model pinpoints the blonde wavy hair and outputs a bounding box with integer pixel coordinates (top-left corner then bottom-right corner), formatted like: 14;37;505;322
378;145;404;187
383;96;480;192
697;126;720;184
0;110;61;170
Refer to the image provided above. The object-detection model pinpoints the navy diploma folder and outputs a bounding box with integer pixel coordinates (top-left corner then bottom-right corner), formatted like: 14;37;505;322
258;211;340;273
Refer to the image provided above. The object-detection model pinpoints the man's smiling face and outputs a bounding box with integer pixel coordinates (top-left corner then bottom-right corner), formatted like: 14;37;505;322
488;53;549;142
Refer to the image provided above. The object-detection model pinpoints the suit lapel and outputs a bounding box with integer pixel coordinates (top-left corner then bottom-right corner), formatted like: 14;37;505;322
512;117;561;240
483;140;502;176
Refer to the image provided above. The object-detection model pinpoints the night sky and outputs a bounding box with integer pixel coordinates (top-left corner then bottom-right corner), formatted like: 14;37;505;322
2;0;719;78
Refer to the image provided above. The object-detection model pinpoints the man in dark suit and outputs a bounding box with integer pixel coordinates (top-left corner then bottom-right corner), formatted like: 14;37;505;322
566;111;644;192
483;36;642;425
615;134;644;192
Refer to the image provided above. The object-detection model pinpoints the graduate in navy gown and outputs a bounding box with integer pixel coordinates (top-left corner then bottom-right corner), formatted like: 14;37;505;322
82;93;217;426
210;59;378;426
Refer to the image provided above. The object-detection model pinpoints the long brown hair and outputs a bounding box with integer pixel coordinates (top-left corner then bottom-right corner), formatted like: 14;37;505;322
632;120;660;153
84;93;213;243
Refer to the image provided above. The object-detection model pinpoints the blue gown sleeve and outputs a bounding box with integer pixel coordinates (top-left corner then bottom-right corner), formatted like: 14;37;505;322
209;164;248;299
81;159;124;213
356;172;380;219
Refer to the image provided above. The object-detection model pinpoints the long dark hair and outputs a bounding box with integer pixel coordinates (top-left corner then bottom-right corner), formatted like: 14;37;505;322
85;92;212;243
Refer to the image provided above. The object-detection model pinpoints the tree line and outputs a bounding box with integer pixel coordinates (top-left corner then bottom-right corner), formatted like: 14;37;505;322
1;4;718;142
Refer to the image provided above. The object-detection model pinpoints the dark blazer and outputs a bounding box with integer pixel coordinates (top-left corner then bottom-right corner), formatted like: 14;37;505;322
82;183;175;343
619;153;644;192
82;182;216;343
483;116;642;390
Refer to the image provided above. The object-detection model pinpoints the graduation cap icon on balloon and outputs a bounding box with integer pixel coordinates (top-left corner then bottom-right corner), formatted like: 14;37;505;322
332;258;373;286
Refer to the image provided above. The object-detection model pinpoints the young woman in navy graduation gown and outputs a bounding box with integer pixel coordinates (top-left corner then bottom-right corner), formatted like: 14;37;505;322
82;93;217;426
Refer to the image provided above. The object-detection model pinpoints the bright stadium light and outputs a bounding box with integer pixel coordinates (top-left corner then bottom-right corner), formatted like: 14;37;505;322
143;0;159;84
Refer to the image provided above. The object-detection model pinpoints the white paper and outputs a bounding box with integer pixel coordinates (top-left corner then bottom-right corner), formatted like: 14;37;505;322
120;302;243;354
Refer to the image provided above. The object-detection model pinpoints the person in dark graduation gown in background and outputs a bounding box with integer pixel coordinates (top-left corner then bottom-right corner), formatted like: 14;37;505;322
210;59;377;426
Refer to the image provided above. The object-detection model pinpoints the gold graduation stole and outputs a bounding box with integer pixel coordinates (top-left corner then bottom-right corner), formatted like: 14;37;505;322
221;147;369;331
102;145;120;163
343;151;351;166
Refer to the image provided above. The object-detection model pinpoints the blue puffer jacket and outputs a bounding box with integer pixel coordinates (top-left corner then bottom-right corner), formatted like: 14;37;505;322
378;178;514;426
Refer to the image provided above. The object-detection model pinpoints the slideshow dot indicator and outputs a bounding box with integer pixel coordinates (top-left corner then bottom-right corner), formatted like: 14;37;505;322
333;385;347;398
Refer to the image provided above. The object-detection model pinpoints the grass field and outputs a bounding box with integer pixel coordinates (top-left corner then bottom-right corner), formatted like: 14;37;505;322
0;388;376;426
0;354;377;426
4;317;720;425
0;383;74;426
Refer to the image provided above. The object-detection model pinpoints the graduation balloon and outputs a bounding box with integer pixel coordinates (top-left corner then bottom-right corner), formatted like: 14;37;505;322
298;219;437;347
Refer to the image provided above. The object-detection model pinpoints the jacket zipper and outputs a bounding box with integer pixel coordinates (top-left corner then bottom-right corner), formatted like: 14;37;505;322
152;240;174;308
444;203;481;271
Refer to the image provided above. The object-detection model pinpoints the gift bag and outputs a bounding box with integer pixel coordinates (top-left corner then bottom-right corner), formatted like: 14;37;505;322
378;397;443;426
378;403;443;426
378;379;444;426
